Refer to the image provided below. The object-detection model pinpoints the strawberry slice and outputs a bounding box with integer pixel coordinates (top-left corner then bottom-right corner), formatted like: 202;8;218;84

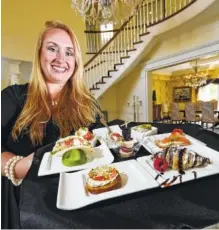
172;129;184;135
153;157;169;172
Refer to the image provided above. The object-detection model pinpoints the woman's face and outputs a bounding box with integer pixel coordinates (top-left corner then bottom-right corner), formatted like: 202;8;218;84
40;28;75;84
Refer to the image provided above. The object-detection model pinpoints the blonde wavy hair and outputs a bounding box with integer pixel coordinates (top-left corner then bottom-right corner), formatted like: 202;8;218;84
12;20;102;146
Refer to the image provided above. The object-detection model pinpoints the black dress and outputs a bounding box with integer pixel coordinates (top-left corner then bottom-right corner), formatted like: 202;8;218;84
1;84;61;228
1;84;101;228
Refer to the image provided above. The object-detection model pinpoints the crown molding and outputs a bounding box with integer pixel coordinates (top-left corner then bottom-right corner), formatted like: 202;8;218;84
143;40;219;72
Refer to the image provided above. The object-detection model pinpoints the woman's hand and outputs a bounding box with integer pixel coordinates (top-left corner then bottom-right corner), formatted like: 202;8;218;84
14;153;34;179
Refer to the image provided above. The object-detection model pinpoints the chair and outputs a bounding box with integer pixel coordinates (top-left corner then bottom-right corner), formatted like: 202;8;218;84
196;100;204;111
201;102;219;131
153;104;162;122
185;102;200;124
210;99;218;110
170;102;185;124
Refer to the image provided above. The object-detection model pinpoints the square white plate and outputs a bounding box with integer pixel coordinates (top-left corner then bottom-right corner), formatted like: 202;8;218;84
131;126;158;142
92;125;122;148
142;133;207;154
137;145;219;188
56;160;159;210
38;140;114;176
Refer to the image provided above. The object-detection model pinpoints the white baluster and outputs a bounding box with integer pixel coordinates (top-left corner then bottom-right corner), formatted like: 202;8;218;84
160;0;163;20
143;2;146;33
156;0;158;22
170;0;172;15
151;1;154;24
146;1;149;26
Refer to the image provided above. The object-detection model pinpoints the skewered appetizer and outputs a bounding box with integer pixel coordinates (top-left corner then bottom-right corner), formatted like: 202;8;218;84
155;129;191;148
152;145;211;173
86;165;122;194
122;127;131;141
51;136;93;156
119;140;136;158
110;132;123;142
118;127;137;158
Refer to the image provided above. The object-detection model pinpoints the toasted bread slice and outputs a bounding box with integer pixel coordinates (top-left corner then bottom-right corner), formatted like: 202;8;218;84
86;174;122;194
155;140;190;148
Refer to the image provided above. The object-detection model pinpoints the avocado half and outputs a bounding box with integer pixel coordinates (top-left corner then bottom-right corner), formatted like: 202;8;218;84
62;149;87;167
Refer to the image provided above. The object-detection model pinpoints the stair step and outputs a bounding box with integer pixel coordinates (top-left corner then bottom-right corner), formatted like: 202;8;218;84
133;40;143;45
102;76;112;79
90;87;100;91
96;81;106;85
127;48;137;52
114;63;124;67
108;69;118;73
121;56;130;60
139;32;150;37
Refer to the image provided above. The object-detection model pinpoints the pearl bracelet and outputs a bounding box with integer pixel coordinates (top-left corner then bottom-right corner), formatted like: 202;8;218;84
4;156;24;186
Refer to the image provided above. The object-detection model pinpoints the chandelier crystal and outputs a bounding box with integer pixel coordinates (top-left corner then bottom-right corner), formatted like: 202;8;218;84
184;61;208;89
71;0;143;25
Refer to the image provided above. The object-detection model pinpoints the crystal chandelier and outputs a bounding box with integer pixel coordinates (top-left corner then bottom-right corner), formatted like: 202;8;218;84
71;0;143;25
184;61;208;89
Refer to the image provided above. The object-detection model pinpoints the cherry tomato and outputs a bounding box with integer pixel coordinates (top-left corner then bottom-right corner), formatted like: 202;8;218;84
83;131;93;141
64;139;73;146
93;175;106;181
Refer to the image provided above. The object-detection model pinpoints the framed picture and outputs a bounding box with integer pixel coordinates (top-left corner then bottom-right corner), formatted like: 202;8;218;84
173;87;191;102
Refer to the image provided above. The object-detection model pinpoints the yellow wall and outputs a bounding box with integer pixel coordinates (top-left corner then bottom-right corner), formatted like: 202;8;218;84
2;0;87;62
98;85;119;121
152;70;219;110
152;75;197;110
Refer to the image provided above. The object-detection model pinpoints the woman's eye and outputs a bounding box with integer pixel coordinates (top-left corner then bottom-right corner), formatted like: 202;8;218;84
66;51;73;56
48;47;57;52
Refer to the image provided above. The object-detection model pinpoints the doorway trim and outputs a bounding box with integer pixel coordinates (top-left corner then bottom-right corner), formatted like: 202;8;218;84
141;40;219;121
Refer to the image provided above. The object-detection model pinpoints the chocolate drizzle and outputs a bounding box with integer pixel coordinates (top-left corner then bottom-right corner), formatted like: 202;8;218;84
192;171;197;179
162;175;183;187
155;174;162;180
178;148;186;172
192;152;198;168
160;178;170;186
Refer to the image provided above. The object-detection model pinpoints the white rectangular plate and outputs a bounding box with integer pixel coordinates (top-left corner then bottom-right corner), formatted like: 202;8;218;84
137;145;219;188
56;160;159;210
131;126;158;142
92;125;122;148
142;133;207;154
38;140;114;176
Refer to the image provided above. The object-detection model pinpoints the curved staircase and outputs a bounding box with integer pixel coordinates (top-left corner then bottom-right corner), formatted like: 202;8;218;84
83;0;216;99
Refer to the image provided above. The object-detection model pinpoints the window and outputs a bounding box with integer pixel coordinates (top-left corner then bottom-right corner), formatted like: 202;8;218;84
100;23;114;45
198;83;219;109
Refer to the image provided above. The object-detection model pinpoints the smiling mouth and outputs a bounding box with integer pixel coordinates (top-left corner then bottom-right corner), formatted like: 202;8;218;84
51;66;67;73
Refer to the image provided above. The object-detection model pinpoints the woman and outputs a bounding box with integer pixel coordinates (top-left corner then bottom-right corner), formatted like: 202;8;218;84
1;20;102;184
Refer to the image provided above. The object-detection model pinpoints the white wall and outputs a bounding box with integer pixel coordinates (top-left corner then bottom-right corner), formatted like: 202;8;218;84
1;57;32;90
100;3;219;122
